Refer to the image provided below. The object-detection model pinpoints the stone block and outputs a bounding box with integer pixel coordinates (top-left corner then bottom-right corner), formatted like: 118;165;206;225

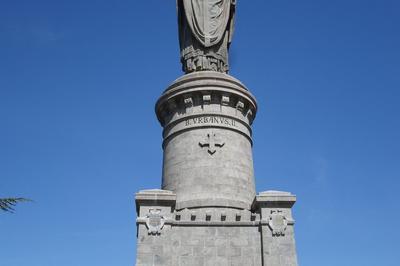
180;256;205;266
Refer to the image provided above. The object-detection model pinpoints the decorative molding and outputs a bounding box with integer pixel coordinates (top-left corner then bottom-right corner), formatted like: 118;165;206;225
162;114;253;149
155;72;258;128
157;91;257;131
138;208;262;225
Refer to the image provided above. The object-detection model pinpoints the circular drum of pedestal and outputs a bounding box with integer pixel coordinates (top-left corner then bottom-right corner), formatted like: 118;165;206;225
155;71;258;210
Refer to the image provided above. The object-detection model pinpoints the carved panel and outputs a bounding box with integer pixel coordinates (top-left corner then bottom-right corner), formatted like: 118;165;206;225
199;132;225;155
268;210;288;237
145;209;165;235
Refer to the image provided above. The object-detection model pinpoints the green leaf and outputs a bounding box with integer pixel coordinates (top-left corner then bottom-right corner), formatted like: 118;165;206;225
0;198;32;213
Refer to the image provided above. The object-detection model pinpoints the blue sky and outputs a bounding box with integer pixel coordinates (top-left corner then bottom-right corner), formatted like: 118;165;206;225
1;0;399;265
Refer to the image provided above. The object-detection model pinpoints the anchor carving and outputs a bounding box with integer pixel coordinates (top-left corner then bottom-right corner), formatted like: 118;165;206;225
199;132;225;155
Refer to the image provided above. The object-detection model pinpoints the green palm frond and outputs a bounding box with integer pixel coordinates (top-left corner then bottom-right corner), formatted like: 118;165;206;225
0;198;31;212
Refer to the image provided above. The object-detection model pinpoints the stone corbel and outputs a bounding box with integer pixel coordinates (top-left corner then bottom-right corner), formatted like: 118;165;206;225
184;96;193;114
221;95;230;106
167;100;177;114
202;94;211;111
236;100;245;116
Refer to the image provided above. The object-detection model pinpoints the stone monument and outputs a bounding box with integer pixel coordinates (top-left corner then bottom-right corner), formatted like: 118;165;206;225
135;1;299;265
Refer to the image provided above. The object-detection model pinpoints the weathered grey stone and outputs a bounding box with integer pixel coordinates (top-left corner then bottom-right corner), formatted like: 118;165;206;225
135;4;299;265
136;85;299;266
136;86;299;265
156;72;257;210
135;205;267;265
254;191;299;266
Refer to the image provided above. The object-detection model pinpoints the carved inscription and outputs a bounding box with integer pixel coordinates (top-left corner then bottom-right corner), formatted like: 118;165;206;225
185;116;237;127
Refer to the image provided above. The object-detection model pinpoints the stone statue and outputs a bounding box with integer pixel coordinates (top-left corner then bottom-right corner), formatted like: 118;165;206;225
177;0;236;73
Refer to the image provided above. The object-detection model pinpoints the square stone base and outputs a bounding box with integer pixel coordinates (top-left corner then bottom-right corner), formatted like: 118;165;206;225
135;190;298;266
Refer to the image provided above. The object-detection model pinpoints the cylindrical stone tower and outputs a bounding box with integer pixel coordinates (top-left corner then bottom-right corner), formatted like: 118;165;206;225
155;71;257;210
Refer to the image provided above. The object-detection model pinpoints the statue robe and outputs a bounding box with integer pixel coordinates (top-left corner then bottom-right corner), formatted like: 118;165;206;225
178;0;236;73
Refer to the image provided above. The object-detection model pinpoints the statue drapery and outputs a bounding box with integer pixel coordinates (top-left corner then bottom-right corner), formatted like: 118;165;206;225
177;0;236;73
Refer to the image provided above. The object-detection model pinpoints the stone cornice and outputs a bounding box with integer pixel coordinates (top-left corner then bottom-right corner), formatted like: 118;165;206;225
155;72;258;145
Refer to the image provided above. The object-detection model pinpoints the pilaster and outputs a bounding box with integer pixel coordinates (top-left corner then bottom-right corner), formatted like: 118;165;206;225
253;191;298;266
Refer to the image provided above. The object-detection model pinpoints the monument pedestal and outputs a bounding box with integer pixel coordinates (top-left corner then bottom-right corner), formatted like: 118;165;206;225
135;72;298;266
136;190;298;266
